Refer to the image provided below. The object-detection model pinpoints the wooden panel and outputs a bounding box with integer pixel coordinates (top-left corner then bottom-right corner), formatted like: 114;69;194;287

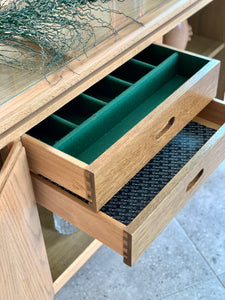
32;175;125;256
38;206;102;294
125;105;225;266
189;0;225;42
186;34;225;58
88;58;220;210
0;143;54;300
215;48;225;100
194;99;225;129
22;135;90;201
0;0;213;149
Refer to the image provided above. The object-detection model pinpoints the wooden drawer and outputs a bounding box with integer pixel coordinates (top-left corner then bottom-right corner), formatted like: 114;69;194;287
31;99;225;266
22;44;220;211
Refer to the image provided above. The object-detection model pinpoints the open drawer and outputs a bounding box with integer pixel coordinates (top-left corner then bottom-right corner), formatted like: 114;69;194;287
22;44;220;211
32;99;225;266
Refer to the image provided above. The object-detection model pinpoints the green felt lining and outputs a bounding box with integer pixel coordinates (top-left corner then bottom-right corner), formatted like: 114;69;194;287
55;52;180;160
110;58;154;83
134;44;175;66
55;94;106;125
28;115;75;146
29;44;209;164
84;75;130;102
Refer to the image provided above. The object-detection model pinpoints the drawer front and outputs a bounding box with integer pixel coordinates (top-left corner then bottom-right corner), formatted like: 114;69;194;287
32;99;225;266
23;44;220;211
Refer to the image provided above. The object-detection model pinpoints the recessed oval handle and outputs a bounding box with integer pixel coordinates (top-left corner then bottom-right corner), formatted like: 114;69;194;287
156;117;175;140
186;169;204;192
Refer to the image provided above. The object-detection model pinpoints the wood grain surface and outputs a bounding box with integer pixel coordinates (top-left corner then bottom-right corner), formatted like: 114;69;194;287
88;57;220;210
0;143;54;300
32;100;225;266
38;205;102;294
32;174;125;256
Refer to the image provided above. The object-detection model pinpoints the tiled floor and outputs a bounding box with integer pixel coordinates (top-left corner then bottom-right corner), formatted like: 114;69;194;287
55;162;225;300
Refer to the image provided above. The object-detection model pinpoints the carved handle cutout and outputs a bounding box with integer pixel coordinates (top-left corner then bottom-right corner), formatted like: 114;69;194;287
156;117;175;140
186;169;204;192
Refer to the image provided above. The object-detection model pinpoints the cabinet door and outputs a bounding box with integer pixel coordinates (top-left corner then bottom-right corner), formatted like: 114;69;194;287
0;142;54;300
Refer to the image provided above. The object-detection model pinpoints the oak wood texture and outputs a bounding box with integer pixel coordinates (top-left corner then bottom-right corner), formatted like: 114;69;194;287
186;35;225;58
32;175;125;256
0;0;213;150
188;0;225;99
38;206;102;294
215;49;225;100
189;0;225;43
0;142;54;300
32;99;225;266
22;50;220;211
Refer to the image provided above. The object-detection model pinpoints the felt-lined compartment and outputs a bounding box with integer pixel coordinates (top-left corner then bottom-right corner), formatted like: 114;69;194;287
28;44;209;164
84;76;131;102
55;94;106;125
110;58;154;83
134;44;175;66
28;115;75;146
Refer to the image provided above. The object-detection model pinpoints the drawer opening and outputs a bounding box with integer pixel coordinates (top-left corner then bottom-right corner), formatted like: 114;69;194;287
37;205;101;293
33;101;225;266
27;45;210;165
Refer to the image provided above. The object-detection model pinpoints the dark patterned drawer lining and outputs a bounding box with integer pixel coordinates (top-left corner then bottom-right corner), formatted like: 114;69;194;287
101;122;216;225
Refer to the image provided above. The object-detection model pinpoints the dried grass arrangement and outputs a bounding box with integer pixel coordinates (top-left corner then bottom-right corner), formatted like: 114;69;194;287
0;0;131;74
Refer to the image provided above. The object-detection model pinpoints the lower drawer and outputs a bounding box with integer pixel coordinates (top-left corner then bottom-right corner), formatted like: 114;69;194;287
32;99;225;266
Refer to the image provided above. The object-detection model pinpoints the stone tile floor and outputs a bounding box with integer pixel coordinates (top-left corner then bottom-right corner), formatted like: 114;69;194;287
55;162;225;300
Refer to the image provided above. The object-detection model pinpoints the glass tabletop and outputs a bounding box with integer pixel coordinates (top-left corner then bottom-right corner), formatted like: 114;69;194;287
0;0;170;106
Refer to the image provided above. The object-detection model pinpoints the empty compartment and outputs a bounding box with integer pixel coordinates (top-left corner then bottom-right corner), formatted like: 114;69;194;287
55;94;106;125
85;76;130;102
28;115;75;146
110;58;154;83
33;101;225;266
134;43;175;65
56;51;209;164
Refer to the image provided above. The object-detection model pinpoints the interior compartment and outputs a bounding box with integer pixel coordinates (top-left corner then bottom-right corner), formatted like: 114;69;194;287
110;58;154;83
55;94;106;125
28;44;210;165
134;44;175;65
84;76;130;102
28;115;75;146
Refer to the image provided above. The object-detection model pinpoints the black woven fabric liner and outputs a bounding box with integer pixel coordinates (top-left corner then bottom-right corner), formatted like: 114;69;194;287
100;121;216;225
